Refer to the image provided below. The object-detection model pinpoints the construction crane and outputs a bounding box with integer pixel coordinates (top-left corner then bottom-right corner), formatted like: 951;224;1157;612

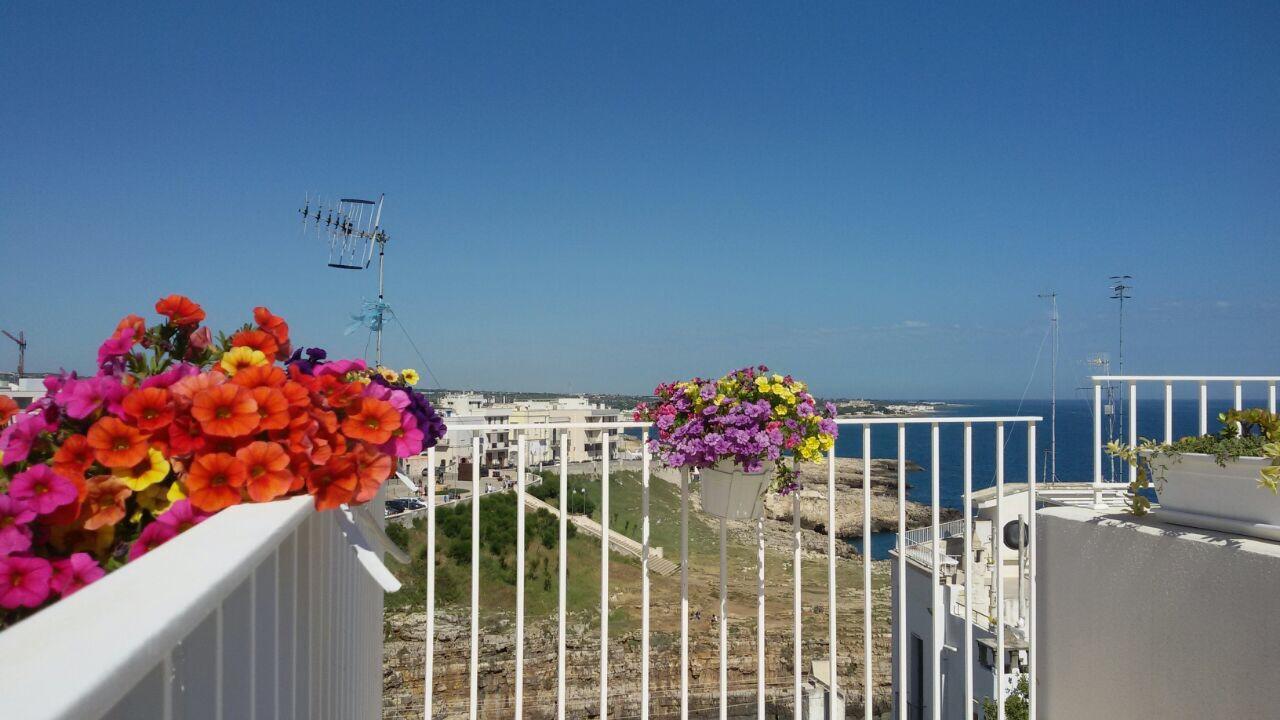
2;330;26;377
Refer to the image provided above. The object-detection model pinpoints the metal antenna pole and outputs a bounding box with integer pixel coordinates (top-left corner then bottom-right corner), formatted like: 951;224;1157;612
373;194;386;367
2;330;25;377
1038;292;1058;483
1109;276;1132;440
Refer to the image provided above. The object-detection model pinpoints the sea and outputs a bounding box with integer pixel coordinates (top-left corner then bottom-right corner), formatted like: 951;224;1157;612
841;396;1270;559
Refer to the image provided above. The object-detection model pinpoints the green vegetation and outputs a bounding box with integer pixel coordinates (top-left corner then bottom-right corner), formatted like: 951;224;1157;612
530;471;597;517
982;676;1029;720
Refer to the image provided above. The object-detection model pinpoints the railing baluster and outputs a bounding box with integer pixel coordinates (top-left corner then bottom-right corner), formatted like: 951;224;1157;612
930;423;941;720
641;430;651;720
681;468;690;720
861;425;872;719
425;446;436;720
995;423;1005;720
1270;382;1277;416
896;423;907;720
1093;383;1103;504
1127;384;1138;486
1199;381;1209;435
757;512;766;720
1027;422;1037;720
600;431;610;720
719;515;728;720
828;444;839;715
558;435;568;720
469;437;480;720
963;422;974;720
1235;381;1244;434
793;480;802;720
515;436;526;719
1164;383;1174;444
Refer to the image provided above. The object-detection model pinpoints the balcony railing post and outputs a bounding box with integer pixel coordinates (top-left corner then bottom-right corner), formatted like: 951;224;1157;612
1199;381;1209;436
515;436;526;720
793;465;802;720
641;430;651;720
1127;383;1137;486
558;436;568;720
1164;383;1174;445
600;432;611;720
829;444;839;715
861;425;872;719
424;446;436;720
1093;383;1103;507
681;468;690;720
962;422;974;720
1027;421;1037;720
930;422;942;720
469;437;480;720
994;423;1005;720
896;423;908;720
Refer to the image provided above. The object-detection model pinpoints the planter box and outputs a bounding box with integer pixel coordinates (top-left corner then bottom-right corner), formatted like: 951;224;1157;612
1151;453;1280;541
699;459;769;521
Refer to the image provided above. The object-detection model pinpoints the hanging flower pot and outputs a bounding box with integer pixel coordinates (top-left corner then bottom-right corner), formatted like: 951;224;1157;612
634;366;839;526
699;459;771;520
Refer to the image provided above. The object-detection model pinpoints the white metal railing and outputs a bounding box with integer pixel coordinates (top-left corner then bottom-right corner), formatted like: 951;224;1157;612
1090;375;1280;505
0;495;391;719
902;518;966;548
416;415;1040;720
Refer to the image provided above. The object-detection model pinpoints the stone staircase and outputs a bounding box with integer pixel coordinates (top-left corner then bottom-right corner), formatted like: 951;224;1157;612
523;494;681;576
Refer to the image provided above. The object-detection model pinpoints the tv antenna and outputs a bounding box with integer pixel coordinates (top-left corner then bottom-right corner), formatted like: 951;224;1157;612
1037;292;1059;483
2;330;26;377
1109;276;1133;438
300;193;392;365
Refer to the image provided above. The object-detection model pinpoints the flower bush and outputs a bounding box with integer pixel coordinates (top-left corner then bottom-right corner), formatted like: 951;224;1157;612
1106;408;1280;515
633;366;838;494
0;295;445;624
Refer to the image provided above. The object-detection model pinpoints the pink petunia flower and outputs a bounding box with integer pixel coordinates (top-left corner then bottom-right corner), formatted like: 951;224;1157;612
0;495;36;555
62;376;127;419
140;362;200;390
50;553;105;597
9;465;78;515
0;413;53;465
96;329;135;368
129;500;211;560
0;555;52;609
382;412;425;457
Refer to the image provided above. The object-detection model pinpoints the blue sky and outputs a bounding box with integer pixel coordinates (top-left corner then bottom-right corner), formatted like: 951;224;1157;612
2;2;1278;398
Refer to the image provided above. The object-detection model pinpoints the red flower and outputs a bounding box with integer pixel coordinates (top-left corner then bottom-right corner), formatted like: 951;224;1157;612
114;314;147;343
155;294;206;326
52;434;96;480
280;381;311;408
307;456;357;511
341;398;401;445
229;329;279;359
185;453;247;512
250;386;290;431
191;384;259;438
122;387;175;432
352;448;392;504
253;306;290;347
167;416;206;456
86;417;150;469
0;395;17;426
230;364;286;390
236;441;293;502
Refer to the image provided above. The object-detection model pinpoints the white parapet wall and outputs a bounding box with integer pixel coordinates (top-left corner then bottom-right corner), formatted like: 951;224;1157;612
1037;505;1280;718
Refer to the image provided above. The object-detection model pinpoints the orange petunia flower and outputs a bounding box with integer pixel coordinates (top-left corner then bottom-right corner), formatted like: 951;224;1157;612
49;523;115;559
229;329;278;359
87;416;150;469
171;370;226;405
0;394;17;426
280;380;311;408
191;384;260;438
155;294;206;326
253;306;290;347
167;416;206;456
115;314;147;343
236;441;293;503
185;452;248;512
231;364;286;390
250;386;290;431
306;455;357;511
52;434;96;480
352;448;392;504
341;398;401;445
122;387;175;432
83;475;132;530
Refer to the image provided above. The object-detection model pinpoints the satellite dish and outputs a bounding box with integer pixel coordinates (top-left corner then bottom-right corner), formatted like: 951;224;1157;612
1003;519;1029;550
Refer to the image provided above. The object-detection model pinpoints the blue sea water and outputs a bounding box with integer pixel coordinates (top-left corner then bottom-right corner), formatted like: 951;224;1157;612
843;396;1268;559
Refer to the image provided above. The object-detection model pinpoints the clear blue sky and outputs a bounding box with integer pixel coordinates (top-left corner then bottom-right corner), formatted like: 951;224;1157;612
2;2;1278;399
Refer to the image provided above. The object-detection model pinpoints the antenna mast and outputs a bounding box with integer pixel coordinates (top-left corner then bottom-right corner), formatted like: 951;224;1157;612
2;330;25;377
1038;292;1058;483
1110;276;1133;438
299;193;391;366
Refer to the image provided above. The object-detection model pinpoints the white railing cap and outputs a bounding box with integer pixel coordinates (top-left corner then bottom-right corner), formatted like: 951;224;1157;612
0;495;313;720
1091;375;1280;382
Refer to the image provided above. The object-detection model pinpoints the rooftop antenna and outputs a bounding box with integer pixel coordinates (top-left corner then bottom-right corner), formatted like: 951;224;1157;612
2;330;26;377
1084;354;1119;481
300;193;391;365
1110;276;1133;440
1037;292;1059;483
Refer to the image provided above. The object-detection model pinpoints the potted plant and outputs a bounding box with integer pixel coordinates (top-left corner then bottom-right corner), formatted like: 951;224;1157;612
1107;408;1280;538
633;366;838;520
0;295;446;626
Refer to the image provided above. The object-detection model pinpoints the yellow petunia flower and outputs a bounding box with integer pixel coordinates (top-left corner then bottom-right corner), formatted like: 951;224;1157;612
377;367;399;383
115;447;171;492
220;346;269;376
401;368;420;386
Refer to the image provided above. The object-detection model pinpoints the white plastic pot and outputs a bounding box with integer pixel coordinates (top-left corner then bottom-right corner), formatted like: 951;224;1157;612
1150;453;1280;540
699;459;770;521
